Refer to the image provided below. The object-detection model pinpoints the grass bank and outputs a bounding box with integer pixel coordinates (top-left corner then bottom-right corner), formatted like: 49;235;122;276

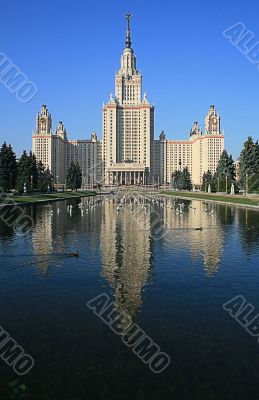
161;191;259;208
5;191;96;206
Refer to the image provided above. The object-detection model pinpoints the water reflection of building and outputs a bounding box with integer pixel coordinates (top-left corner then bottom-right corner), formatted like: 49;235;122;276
31;206;54;274
163;200;224;275
100;198;152;317
31;202;71;274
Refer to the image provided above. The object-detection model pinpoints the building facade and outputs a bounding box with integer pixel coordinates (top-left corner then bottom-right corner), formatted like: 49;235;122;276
155;105;224;185
32;15;224;187
32;105;101;187
102;13;154;186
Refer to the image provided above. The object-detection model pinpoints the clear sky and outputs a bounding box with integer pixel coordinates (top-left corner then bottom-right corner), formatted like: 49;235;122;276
1;0;259;159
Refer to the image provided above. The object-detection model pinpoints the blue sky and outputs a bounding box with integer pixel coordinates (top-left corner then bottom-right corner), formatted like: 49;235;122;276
1;0;259;159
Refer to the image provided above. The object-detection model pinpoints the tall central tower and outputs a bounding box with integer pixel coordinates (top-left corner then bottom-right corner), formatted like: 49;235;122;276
102;14;154;185
115;13;142;105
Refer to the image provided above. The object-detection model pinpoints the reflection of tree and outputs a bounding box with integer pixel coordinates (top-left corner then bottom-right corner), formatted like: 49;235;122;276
0;209;15;239
237;208;259;253
215;204;235;226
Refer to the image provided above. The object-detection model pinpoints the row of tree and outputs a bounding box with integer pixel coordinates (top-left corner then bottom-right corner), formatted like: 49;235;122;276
0;142;83;193
201;150;236;192
172;136;259;193
201;137;259;193
1;135;258;194
0;142;53;193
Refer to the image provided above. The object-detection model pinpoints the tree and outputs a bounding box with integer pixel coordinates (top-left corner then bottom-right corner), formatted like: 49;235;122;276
37;161;53;192
254;141;259;172
239;137;259;191
16;151;38;193
75;162;82;190
214;150;236;192
179;167;192;191
171;170;182;189
0;142;17;191
66;161;82;191
216;150;236;180
201;170;216;192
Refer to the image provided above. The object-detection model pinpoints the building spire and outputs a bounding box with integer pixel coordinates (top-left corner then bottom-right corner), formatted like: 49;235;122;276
125;12;132;48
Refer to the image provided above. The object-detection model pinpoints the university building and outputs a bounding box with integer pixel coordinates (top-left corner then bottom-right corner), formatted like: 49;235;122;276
32;15;224;187
32;105;101;186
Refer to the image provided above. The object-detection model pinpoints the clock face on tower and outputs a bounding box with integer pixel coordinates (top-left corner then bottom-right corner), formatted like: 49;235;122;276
211;117;217;125
41;117;46;123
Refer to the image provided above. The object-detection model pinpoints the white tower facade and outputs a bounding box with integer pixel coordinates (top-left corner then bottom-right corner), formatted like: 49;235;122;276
102;14;154;185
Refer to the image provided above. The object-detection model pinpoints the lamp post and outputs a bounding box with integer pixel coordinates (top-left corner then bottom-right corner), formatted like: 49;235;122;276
245;173;248;196
9;172;12;191
217;177;220;192
225;175;228;194
31;175;33;192
179;159;182;172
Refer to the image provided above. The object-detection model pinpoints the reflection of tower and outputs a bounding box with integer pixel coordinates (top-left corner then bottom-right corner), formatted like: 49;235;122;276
100;198;152;318
31;206;53;274
163;200;224;275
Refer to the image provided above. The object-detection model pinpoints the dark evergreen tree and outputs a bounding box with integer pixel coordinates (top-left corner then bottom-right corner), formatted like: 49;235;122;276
74;162;82;190
179;167;192;191
66;161;82;191
214;150;236;192
28;152;38;190
216;150;236;180
201;170;216;192
172;170;182;189
37;161;53;192
239;137;259;191
0;142;17;191
16;151;38;193
254;141;259;172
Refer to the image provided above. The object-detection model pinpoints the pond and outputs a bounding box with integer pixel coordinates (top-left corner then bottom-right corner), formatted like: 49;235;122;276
0;193;259;399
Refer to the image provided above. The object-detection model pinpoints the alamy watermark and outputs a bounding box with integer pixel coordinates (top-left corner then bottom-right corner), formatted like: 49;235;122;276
223;22;259;69
223;295;259;344
87;293;171;374
0;52;37;102
0;326;35;376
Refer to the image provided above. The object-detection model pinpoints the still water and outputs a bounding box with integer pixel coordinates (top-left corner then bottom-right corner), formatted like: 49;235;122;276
0;193;259;399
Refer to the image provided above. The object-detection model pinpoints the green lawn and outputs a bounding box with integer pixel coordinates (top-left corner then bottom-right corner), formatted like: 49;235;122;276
161;191;259;207
11;191;96;204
